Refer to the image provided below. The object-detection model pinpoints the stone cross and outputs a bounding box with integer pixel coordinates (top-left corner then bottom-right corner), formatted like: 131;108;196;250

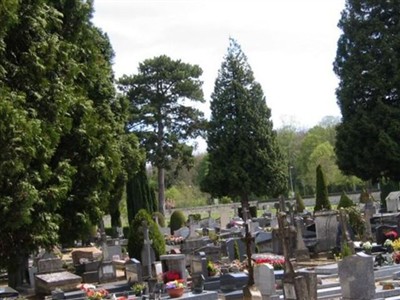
338;209;355;254
142;221;153;279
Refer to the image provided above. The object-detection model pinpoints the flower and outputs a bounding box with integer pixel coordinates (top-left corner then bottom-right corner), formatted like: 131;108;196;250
384;239;393;247
80;284;109;300
254;256;285;270
362;241;372;251
165;280;186;290
163;270;180;283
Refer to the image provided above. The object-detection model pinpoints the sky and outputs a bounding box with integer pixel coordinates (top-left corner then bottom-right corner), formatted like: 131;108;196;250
92;0;346;130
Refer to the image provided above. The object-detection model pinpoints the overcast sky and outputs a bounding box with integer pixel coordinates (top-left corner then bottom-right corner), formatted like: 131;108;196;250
92;0;346;130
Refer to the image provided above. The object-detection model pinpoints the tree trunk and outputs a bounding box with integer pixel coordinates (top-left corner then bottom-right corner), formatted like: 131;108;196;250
158;166;165;215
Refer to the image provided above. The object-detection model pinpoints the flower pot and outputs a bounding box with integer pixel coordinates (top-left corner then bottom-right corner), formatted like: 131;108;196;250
167;288;184;298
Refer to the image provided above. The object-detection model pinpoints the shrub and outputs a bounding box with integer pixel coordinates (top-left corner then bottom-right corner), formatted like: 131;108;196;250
314;164;331;212
337;191;354;208
295;192;305;213
128;209;166;260
153;211;166;227
169;210;186;235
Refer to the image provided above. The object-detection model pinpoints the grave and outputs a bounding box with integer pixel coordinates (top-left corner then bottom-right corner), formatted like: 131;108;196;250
35;271;82;295
160;254;187;280
125;258;142;283
253;263;278;300
338;252;375;300
314;210;338;252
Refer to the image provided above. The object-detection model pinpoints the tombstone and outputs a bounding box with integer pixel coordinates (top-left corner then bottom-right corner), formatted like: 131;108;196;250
364;201;376;240
225;237;247;261
386;191;400;212
160;254;187;280
141;221;156;279
103;244;122;261
338;252;375;300
35;271;82;295
174;226;190;239
314;210;338;252
125;258;142;283
254;263;277;300
71;249;94;266
220;208;231;229
37;258;63;274
294;219;310;262
255;231;273;253
98;261;116;283
220;272;248;292
191;252;208;280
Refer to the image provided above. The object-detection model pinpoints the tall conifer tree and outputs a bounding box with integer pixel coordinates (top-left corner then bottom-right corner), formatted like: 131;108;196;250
334;0;400;182
203;38;287;213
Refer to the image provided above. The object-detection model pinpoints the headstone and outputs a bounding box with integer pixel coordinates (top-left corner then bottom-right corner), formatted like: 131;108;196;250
386;191;400;212
220;272;248;292
338;252;375;300
37;258;63;274
35;271;82;295
160;254;187;280
314;210;338;252
174;226;190;239
71;250;94;266
103;244;122;261
220;208;231;229
255;231;272;253
364;201;375;240
141;221;155;279
295;219;310;262
191;252;208;280
125;258;142;283
254;263;277;300
225;237;247;261
98;261;116;283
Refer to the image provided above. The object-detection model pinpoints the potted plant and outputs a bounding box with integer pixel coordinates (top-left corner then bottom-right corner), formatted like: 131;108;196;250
131;282;146;296
207;260;217;276
165;280;186;298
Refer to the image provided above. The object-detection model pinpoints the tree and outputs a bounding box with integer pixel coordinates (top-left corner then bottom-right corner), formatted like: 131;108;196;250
0;0;142;287
314;164;331;211
202;38;287;214
334;0;400;182
126;162;156;225
118;55;206;215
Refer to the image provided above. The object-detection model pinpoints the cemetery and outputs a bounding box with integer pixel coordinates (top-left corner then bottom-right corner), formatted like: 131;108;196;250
6;192;400;300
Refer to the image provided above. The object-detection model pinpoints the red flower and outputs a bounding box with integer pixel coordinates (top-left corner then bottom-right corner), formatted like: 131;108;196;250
163;270;181;283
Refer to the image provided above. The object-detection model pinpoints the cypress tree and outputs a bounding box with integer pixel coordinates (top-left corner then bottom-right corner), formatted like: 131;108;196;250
314;164;331;211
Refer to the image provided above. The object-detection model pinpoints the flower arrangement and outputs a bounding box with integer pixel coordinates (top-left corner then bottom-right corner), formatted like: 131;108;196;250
254;255;285;270
80;284;109;300
163;270;181;283
384;239;393;248
392;238;400;251
165;279;186;290
131;282;146;296
362;241;372;251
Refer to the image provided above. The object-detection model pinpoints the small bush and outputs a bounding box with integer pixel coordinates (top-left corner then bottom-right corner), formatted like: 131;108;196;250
295;192;305;213
337;191;354;208
170;210;186;235
128;209;166;260
153;211;166;227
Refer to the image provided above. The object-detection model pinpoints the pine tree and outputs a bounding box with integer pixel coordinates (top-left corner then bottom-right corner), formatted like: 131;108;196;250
202;38;287;214
334;0;400;182
314;164;331;211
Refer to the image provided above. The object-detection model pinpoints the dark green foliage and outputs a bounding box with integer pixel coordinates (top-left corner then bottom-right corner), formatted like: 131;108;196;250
295;192;306;213
126;163;156;226
153;211;166;228
202;38;287;209
169;210;186;235
128;209;165;260
314;165;331;211
337;191;354;208
345;206;365;240
118;55;206;215
0;0;142;286
334;0;400;183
